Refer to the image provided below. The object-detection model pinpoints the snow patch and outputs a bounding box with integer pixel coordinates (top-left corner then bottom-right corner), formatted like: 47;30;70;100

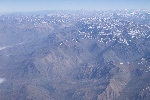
0;46;11;50
0;78;5;84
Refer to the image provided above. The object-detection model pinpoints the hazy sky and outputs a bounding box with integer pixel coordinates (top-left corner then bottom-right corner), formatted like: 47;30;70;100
0;0;150;13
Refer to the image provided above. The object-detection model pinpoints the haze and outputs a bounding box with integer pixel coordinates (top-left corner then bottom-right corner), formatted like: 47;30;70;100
0;0;150;13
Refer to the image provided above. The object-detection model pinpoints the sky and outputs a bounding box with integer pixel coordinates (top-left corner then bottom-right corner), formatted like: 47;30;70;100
0;0;150;13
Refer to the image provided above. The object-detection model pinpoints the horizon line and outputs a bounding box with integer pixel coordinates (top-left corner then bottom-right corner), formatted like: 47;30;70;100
0;9;150;15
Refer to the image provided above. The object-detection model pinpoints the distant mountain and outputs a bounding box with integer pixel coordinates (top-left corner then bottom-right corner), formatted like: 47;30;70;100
0;10;150;100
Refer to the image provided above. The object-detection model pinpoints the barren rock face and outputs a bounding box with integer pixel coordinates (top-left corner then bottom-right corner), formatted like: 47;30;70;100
0;10;150;100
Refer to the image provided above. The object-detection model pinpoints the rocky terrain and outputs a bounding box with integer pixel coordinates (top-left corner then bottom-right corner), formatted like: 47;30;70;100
0;10;150;100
